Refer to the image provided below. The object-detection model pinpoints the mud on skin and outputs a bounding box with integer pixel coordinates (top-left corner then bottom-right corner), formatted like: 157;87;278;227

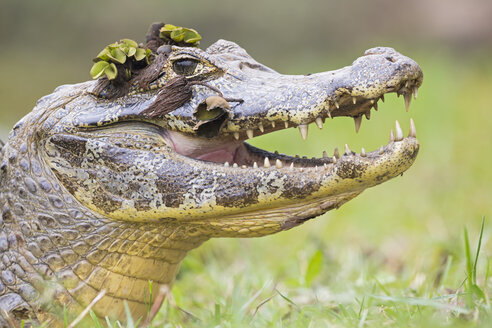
0;22;422;326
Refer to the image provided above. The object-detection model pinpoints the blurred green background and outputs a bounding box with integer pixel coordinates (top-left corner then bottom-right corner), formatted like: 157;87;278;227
1;0;491;326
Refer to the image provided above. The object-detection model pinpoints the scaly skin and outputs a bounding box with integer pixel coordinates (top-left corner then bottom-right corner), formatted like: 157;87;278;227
0;36;422;326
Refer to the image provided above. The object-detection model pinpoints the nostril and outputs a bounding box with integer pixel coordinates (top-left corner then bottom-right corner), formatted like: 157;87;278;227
385;56;396;63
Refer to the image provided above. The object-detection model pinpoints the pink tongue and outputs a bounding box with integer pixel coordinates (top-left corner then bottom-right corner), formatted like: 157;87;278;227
196;149;235;163
165;131;242;164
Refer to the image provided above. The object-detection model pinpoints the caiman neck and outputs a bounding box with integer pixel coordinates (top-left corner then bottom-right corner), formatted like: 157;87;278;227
0;127;209;324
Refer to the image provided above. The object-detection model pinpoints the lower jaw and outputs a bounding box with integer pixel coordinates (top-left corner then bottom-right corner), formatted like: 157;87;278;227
206;189;363;235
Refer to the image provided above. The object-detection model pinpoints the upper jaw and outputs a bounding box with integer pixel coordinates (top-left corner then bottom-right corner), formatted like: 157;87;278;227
203;46;423;141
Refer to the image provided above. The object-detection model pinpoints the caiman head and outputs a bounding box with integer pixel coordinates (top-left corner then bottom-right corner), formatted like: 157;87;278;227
39;26;422;237
1;23;423;324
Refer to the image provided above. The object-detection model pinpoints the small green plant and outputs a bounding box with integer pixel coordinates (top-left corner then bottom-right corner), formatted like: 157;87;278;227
90;39;152;81
159;24;201;46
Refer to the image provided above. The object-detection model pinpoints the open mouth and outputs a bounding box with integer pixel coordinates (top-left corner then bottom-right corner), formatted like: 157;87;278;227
163;80;419;171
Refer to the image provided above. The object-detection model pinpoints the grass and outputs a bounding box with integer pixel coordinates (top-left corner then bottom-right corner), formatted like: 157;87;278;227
90;219;489;327
6;50;490;327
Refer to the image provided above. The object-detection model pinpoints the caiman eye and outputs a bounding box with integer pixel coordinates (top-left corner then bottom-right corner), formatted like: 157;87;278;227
173;59;199;76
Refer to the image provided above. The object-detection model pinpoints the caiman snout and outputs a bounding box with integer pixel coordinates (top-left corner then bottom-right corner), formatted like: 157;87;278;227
212;45;423;135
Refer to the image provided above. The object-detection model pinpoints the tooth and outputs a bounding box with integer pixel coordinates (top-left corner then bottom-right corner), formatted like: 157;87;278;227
253;162;258;168
315;117;323;129
327;109;332;119
352;97;357;104
289;162;294;170
315;166;318;171
379;146;384;155
275;159;283;168
389;130;395;142
284;121;289;129
405;81;410;88
224;162;229;167
404;93;412;112
271;121;276;128
413;87;418;99
324;163;328;169
246;129;254;139
332;156;337;164
264;157;271;168
370;99;375;104
380;95;385;102
334;147;340;158
354;116;362;133
409;118;416;137
365;111;371;120
233;132;240;140
241;165;247;169
345;144;351;155
299;124;308;140
322;150;328;158
335;100;340;109
233;163;238;168
259;123;264;133
361;148;366;157
373;102;378;111
395;120;403;141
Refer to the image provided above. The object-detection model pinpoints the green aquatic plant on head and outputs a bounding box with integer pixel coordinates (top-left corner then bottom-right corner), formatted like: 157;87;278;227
159;24;202;46
89;23;203;99
90;39;152;81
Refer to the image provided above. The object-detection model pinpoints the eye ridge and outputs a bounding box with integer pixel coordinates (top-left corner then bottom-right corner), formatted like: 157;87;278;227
173;58;199;76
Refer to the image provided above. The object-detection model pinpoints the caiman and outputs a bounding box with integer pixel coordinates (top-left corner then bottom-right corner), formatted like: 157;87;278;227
0;23;422;326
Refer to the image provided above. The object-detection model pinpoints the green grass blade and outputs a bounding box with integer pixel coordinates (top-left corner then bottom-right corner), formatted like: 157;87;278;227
124;301;135;328
369;295;470;315
305;250;323;286
276;289;299;310
473;216;485;284
89;310;104;328
63;305;68;328
105;316;114;328
147;280;153;318
440;255;453;288
464;227;473;289
374;277;391;296
357;296;365;319
213;303;221;325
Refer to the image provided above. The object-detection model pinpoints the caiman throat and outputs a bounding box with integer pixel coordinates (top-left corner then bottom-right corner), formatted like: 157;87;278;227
0;23;422;326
